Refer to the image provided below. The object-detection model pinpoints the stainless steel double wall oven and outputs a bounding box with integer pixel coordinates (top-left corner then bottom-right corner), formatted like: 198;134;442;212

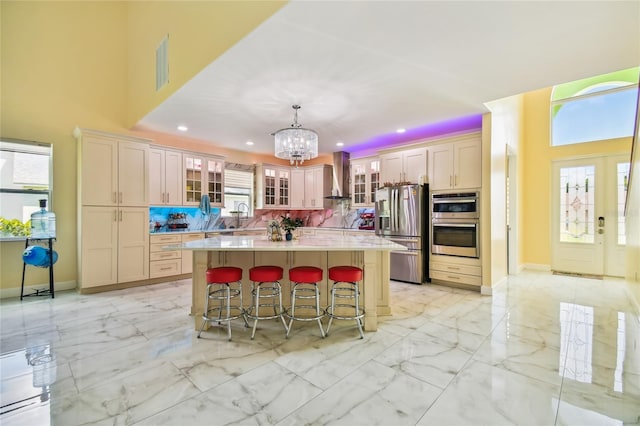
431;191;480;258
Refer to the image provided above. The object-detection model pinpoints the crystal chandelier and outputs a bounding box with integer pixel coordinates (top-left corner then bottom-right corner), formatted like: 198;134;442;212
273;105;318;167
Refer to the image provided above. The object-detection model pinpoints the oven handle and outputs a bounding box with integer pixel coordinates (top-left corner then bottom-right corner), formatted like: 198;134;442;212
433;223;477;228
432;198;476;204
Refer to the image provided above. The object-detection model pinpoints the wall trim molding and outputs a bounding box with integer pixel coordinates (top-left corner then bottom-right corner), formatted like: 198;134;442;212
522;263;551;272
0;280;76;299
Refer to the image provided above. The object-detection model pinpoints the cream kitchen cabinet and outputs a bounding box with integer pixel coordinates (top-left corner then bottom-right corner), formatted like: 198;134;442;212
430;255;482;287
379;146;427;186
149;147;182;205
350;157;380;207
256;164;291;209
77;129;150;207
183;154;224;207
303;165;333;209
428;138;481;191
75;128;151;290
79;206;149;288
290;168;306;209
149;234;182;278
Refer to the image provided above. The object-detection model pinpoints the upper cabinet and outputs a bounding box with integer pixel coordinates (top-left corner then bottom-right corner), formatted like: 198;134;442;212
379;146;427;186
303;165;332;209
351;157;380;207
79;129;149;207
256;164;291;209
270;164;332;209
149;147;182;205
429;138;481;191
183;154;224;207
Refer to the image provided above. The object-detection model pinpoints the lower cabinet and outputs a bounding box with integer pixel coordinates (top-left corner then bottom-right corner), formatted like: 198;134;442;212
80;206;149;288
430;255;482;287
149;232;205;278
149;234;182;278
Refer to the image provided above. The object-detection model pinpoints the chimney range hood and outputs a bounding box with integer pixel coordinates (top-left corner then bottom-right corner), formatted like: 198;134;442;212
326;151;351;200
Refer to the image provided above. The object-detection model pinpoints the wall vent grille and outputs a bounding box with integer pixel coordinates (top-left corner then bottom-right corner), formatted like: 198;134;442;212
156;35;169;91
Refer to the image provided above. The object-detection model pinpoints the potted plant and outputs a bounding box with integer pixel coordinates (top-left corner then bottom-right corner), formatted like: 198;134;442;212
280;215;303;240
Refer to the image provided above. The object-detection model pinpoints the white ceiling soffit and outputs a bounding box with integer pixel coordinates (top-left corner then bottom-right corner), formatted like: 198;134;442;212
136;1;640;156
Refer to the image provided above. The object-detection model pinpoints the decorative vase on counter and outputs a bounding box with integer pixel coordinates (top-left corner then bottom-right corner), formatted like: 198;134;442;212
285;230;293;241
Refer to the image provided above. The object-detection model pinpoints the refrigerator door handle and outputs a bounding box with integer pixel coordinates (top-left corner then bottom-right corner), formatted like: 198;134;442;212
392;250;418;256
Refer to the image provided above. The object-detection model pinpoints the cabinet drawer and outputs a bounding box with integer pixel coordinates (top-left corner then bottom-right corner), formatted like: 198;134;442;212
430;269;481;286
430;262;481;277
150;250;181;261
150;242;180;253
150;234;181;244
150;259;181;278
182;233;204;243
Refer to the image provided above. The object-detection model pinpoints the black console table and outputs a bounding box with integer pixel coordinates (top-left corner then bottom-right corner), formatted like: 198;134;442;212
20;237;55;300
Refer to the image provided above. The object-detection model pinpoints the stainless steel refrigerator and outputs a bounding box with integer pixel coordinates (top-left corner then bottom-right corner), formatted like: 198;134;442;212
375;184;427;284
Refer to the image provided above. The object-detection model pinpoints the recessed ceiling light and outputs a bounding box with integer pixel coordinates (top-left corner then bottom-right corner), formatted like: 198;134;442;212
246;141;254;146
396;128;406;134
177;125;188;132
336;142;344;147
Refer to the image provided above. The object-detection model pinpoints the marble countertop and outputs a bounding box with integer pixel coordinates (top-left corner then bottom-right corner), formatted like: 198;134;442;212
177;234;406;252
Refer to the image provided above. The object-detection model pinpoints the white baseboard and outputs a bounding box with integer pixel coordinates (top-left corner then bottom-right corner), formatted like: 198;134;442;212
0;280;77;299
522;263;551;272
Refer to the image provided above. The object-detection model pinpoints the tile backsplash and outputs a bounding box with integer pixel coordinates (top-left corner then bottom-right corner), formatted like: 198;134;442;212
148;206;374;233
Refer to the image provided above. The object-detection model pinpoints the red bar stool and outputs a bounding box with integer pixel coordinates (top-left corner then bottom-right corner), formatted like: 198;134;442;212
286;266;325;338
246;265;289;339
197;266;248;341
326;266;365;339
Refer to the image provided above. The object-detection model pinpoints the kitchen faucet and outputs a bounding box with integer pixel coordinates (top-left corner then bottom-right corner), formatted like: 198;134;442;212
235;202;250;228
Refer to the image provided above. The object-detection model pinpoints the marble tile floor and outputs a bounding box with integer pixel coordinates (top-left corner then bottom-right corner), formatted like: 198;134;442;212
1;271;639;425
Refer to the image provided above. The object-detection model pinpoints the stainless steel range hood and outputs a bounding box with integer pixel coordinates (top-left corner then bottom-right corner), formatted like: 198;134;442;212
326;151;351;200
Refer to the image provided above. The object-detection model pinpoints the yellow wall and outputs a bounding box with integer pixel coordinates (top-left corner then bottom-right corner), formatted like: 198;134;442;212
126;1;286;127
0;1;286;293
1;1;129;293
625;94;640;305
521;88;632;267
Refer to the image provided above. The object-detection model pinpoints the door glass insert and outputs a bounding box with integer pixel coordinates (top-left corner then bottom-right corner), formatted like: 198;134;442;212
617;162;629;245
559;165;595;243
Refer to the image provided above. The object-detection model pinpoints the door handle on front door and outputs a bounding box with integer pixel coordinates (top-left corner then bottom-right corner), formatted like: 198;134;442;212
598;216;605;234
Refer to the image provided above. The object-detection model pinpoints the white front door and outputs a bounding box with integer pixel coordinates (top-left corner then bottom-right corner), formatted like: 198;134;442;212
551;155;629;276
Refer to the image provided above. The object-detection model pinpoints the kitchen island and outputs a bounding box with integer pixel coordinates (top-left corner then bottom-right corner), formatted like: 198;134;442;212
180;234;406;332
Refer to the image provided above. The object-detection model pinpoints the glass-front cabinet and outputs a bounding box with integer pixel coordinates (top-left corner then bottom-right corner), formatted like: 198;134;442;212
183;153;224;207
256;164;290;209
351;157;380;207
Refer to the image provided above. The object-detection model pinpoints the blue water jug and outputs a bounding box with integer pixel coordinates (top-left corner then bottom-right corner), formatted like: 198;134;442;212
23;246;58;267
30;199;56;239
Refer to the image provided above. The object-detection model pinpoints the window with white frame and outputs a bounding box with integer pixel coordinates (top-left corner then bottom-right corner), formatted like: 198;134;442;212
551;67;639;147
0;139;53;238
222;164;254;218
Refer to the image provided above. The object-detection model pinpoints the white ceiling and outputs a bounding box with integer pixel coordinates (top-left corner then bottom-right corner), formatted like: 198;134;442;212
136;1;640;157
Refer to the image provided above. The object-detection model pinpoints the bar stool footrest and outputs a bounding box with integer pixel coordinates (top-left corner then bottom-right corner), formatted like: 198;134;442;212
326;304;364;321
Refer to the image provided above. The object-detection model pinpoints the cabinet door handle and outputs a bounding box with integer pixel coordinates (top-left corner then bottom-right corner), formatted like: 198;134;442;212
447;275;461;280
113;192;117;203
449;175;453;187
447;266;460;270
455;175;458;186
166;192;169;203
119;192;123;204
113;210;117;222
119;210;123;221
162;192;165;203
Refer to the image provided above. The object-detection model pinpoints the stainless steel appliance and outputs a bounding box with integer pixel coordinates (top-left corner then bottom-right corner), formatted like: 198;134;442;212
375;184;427;284
431;192;480;258
432;192;479;219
